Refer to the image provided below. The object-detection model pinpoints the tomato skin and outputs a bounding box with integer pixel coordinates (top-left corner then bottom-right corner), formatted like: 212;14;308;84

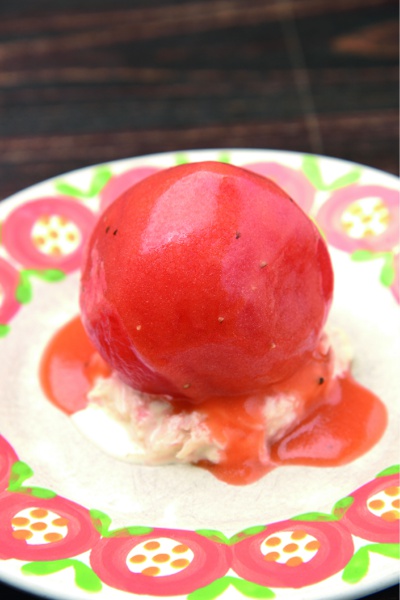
99;166;162;212
243;161;315;214
80;161;333;400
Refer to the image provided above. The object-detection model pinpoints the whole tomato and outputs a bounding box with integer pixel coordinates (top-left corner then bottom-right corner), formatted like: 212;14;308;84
80;161;333;400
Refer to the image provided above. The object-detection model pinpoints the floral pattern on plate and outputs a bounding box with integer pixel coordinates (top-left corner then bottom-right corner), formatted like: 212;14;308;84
0;149;399;599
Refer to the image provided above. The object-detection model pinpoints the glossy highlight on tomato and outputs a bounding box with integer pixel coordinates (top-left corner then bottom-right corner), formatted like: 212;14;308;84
80;161;334;401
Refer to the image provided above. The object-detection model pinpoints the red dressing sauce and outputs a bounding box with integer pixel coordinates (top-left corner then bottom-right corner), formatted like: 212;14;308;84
40;316;387;486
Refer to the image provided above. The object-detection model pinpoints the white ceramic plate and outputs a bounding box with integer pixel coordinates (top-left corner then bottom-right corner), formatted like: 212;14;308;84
0;149;399;600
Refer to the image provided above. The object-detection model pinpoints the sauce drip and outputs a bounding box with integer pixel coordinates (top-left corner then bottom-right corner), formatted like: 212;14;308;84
39;316;111;414
40;317;387;486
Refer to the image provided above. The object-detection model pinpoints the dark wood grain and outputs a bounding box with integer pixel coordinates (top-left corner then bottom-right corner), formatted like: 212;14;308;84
0;0;398;200
0;2;398;597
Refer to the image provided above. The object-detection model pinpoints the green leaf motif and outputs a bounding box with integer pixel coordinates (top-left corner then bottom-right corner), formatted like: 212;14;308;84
37;269;66;283
8;461;34;491
327;169;362;191
342;544;400;585
230;525;267;545
342;547;370;584
196;528;230;545
16;269;66;304
380;255;396;287
22;559;102;593
302;155;361;191
72;560;102;592
16;272;33;304
291;512;337;522
350;251;396;288
55;166;112;199
231;577;275;598
175;153;190;165
189;577;275;600
89;509;112;536
376;465;400;477
89;511;154;538
188;576;231;600
351;249;375;262
87;167;113;197
26;486;57;499
332;496;354;519
124;525;154;537
7;461;56;497
368;543;400;560
218;152;231;164
55;182;87;197
0;323;11;338
302;156;324;189
22;560;68;576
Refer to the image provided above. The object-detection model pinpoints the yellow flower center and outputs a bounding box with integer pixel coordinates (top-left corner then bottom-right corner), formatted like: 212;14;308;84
341;197;390;238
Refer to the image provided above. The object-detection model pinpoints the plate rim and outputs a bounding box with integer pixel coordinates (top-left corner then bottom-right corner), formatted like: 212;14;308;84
0;148;399;600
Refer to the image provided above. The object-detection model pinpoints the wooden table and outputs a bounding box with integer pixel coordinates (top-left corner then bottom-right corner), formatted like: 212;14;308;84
0;0;398;201
0;1;398;598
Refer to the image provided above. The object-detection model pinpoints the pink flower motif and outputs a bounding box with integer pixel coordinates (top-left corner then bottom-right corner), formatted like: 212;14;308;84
99;166;162;212
1;197;96;273
0;257;21;325
0;436;18;492
0;490;100;561
315;185;399;253
90;527;231;596
339;473;399;544
243;162;316;214
232;519;354;588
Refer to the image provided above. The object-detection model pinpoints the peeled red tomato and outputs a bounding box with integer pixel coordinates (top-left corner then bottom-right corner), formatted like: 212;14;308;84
80;161;333;400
